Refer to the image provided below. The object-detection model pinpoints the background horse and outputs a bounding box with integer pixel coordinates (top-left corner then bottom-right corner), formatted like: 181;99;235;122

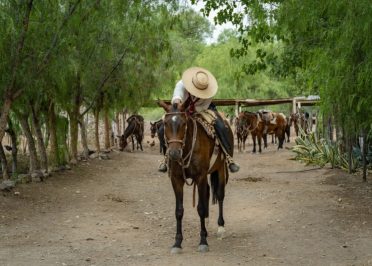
150;119;166;155
158;100;231;254
235;117;248;152
238;111;265;153
261;112;287;149
290;112;300;136
118;114;144;152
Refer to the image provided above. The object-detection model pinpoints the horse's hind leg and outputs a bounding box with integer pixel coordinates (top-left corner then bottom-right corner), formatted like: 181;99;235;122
211;168;226;239
197;176;209;252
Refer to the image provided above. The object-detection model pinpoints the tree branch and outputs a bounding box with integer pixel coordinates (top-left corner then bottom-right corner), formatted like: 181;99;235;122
35;0;82;76
81;12;141;116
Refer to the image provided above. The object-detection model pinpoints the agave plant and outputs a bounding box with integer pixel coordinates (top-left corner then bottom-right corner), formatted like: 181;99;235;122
291;128;356;171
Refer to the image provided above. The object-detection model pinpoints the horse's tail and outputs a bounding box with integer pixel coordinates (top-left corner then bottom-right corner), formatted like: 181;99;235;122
210;171;219;205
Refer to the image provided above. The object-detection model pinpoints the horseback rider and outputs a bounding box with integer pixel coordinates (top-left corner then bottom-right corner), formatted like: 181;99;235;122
158;67;240;173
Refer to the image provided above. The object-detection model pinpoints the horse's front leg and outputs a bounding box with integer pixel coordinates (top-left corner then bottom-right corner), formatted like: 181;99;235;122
258;134;262;153
131;135;135;151
252;135;256;153
171;176;184;254
197;176;209;252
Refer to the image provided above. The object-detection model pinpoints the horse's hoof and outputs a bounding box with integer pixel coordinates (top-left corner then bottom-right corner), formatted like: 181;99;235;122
198;244;209;253
171;247;182;254
217;226;225;239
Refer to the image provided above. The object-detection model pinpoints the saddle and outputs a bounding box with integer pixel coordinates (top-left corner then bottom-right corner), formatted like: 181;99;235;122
193;110;234;173
193;109;219;139
258;110;276;125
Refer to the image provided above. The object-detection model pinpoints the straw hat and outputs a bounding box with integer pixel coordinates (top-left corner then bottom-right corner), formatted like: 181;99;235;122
182;67;218;99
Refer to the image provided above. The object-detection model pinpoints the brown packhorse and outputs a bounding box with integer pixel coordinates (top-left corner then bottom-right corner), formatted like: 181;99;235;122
238;111;265;153
261;112;287;149
158;100;231;254
239;111;287;152
118;115;144;152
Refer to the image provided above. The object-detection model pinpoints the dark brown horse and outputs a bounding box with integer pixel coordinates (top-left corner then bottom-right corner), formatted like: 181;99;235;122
235;117;248;152
118;115;144;152
150;119;166;155
158;101;231;254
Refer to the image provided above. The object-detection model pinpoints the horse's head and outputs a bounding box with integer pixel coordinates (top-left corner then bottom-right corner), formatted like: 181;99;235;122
117;135;128;151
150;122;156;138
158;100;187;161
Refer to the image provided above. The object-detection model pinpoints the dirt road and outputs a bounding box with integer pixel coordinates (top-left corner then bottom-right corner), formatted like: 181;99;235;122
1;139;372;266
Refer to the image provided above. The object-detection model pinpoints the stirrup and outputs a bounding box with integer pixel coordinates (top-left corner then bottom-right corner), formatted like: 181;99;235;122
226;155;239;173
158;162;167;172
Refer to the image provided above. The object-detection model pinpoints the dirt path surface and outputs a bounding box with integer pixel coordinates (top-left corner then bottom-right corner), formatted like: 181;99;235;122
1;139;372;266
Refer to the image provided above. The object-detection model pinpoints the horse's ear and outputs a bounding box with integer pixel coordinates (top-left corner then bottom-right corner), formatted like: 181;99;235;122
157;99;171;112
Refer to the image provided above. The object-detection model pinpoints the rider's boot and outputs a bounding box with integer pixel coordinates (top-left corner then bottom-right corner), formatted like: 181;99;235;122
214;117;240;173
158;155;168;172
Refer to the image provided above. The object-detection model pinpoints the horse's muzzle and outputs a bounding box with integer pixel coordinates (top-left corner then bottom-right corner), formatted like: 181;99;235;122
168;148;182;161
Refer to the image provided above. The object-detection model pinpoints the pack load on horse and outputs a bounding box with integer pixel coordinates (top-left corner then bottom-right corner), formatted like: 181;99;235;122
158;67;238;253
117;114;144;152
150;119;166;155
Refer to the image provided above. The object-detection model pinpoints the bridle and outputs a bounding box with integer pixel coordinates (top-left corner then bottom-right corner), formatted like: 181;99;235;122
163;111;198;186
164;112;188;147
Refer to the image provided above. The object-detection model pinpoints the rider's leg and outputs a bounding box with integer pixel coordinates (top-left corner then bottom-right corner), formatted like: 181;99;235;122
214;116;240;173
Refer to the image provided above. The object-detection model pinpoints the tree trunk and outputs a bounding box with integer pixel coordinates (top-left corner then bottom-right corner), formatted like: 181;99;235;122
0;98;13;152
0;144;10;180
69;74;82;162
18;113;39;173
104;108;110;149
31;104;48;172
0;0;34;152
94;109;101;154
78;116;89;159
122;109;127;132
48;102;59;168
7;118;18;177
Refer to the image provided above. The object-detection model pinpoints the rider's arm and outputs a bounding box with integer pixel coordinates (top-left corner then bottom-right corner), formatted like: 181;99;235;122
171;80;188;105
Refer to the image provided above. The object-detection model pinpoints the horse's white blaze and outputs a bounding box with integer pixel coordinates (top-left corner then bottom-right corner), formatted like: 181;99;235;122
171;116;178;122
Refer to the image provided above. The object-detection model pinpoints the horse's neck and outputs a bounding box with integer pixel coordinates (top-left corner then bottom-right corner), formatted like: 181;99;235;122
123;121;136;138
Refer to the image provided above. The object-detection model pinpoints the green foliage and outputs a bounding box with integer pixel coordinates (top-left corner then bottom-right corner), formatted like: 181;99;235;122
291;129;355;171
